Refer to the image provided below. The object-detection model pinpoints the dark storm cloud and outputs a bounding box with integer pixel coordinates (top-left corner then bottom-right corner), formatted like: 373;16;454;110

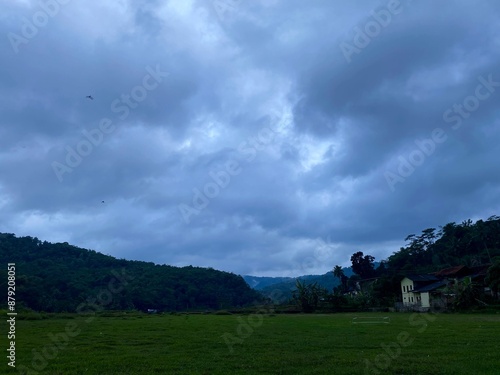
1;0;499;276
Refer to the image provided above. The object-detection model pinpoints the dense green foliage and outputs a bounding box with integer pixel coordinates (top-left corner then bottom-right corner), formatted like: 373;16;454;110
485;257;500;296
8;312;500;374
386;216;500;274
367;217;500;305
0;233;263;312
292;279;327;313
342;216;500;308
350;251;376;279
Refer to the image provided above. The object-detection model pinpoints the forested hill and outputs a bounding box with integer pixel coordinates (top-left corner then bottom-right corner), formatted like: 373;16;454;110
385;216;500;274
0;233;263;313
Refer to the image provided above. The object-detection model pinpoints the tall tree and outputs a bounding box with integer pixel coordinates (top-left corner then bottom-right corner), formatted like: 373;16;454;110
332;265;348;292
350;252;375;279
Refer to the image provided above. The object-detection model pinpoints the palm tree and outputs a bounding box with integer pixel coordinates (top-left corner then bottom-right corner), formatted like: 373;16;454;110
333;265;343;279
333;265;347;293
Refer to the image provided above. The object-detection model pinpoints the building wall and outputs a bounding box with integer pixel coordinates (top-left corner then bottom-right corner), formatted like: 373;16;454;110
420;292;430;308
401;277;415;306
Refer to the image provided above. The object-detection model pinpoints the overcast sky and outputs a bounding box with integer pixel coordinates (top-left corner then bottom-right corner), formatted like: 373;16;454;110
1;0;500;277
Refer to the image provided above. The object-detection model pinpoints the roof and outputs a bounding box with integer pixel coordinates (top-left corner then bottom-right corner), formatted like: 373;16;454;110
358;277;380;284
404;274;439;282
412;280;447;293
403;264;491;286
469;264;491;276
433;265;469;277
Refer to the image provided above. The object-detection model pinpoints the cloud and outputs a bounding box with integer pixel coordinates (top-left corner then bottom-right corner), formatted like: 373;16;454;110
1;0;500;276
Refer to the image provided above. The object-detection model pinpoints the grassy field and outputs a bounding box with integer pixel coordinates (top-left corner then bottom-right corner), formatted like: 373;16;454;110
4;311;500;374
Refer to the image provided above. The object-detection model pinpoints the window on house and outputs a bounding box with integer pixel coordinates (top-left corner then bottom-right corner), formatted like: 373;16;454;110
411;297;414;302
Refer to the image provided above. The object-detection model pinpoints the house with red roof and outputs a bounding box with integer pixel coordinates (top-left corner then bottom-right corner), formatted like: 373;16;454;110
400;264;491;310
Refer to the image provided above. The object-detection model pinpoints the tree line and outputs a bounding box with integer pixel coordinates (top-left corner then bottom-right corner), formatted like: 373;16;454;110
0;233;263;313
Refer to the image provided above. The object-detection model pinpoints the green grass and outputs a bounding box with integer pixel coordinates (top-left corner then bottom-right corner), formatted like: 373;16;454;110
4;312;500;374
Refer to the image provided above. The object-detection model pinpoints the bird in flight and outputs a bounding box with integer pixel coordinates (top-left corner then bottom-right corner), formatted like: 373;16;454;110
86;95;94;100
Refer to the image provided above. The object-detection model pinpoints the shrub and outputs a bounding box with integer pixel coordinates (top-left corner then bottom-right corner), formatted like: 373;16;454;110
214;310;233;315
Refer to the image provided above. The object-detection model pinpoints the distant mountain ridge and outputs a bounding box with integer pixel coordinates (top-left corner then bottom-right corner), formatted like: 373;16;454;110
243;268;355;302
242;275;295;290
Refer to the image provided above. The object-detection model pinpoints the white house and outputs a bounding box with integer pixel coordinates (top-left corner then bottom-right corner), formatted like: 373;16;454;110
400;265;479;309
400;274;440;308
410;280;447;308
